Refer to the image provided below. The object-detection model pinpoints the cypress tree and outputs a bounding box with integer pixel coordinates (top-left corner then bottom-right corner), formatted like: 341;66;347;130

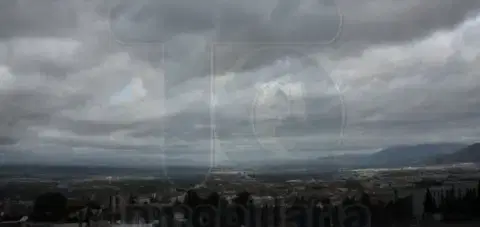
393;189;399;202
423;188;435;215
477;180;480;199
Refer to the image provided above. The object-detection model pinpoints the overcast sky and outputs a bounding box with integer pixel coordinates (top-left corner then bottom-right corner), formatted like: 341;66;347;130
1;0;480;168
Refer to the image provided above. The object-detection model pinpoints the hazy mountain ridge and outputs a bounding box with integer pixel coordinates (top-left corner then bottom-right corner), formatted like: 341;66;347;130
254;143;463;171
307;143;465;169
430;143;480;165
367;143;466;167
1;142;476;171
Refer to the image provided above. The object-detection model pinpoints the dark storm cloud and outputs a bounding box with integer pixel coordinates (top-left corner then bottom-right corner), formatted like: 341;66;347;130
0;0;78;39
50;118;139;136
360;0;480;38
0;137;16;145
112;0;476;45
0;87;88;142
110;0;480;75
334;0;480;53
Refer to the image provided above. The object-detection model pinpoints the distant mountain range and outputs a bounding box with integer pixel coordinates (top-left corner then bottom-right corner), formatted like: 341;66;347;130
324;142;480;168
255;143;468;171
429;143;480;165
2;142;480;171
314;143;468;169
366;143;466;167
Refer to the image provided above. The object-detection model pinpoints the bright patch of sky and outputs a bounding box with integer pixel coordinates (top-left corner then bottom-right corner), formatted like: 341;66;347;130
109;77;147;105
0;66;15;89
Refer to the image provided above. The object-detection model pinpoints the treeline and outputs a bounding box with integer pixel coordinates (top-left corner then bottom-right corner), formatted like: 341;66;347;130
423;181;480;222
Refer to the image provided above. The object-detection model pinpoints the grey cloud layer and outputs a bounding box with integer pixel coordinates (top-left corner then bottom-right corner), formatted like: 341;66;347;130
0;0;480;167
111;0;480;74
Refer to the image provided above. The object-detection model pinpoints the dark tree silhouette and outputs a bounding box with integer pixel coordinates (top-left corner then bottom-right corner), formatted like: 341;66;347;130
30;192;68;222
228;191;253;227
207;192;220;207
423;188;436;216
360;192;371;208
184;190;201;208
128;194;137;204
233;191;251;207
477;181;480;198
